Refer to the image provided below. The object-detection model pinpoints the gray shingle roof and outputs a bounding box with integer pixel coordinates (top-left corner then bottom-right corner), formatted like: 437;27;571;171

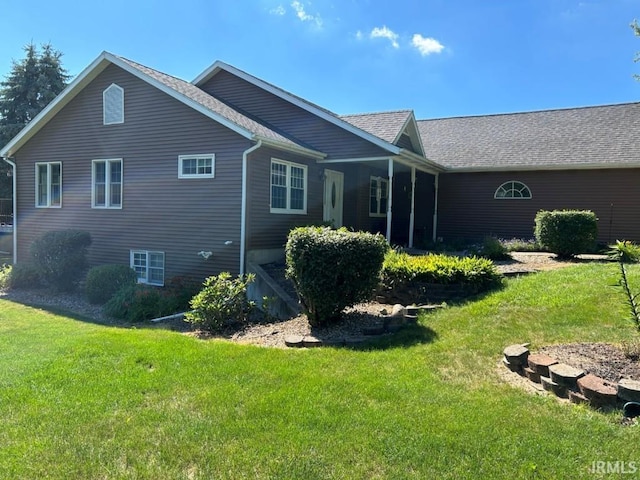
340;110;412;144
117;56;302;148
417;103;640;170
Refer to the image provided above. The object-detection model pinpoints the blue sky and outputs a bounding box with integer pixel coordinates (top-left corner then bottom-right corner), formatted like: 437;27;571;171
2;0;639;119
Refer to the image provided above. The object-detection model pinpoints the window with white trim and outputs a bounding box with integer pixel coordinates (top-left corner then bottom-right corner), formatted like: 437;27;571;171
178;154;215;178
130;250;165;286
92;159;123;208
270;159;307;214
103;84;124;125
35;162;62;208
369;176;389;217
494;181;532;199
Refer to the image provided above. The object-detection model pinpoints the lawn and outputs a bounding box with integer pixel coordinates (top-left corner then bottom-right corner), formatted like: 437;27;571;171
1;263;639;479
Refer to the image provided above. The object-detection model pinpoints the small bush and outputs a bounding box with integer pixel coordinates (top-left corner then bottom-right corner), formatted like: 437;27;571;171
6;263;42;289
534;210;598;259
285;227;389;326
160;276;201;314
85;264;137;304
30;230;92;292
104;284;164;323
609;240;640;263
472;236;511;260
0;264;11;289
381;251;503;291
185;272;255;332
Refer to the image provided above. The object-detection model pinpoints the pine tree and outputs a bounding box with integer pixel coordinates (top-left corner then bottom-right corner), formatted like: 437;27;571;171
0;43;69;199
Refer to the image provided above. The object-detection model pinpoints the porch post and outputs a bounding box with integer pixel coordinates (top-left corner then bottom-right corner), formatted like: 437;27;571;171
386;158;393;244
432;173;439;242
409;167;416;248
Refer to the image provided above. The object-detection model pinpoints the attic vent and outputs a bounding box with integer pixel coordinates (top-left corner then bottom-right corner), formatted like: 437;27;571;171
103;84;124;125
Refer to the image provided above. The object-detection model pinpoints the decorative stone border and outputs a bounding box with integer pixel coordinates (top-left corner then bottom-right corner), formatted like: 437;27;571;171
502;344;640;411
284;304;443;348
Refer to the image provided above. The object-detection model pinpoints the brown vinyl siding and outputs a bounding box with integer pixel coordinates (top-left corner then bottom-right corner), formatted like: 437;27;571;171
14;64;251;280
201;71;391;159
437;169;640;243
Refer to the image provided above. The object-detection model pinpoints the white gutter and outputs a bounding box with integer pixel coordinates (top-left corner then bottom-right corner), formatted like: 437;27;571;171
2;157;16;264
432;173;439;243
240;140;262;275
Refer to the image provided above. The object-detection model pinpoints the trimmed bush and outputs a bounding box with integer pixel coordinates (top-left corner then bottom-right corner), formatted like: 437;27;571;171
6;263;42;289
85;264;137;304
380;251;503;303
185;272;255;332
285;227;389;326
472;236;511;260
534;210;598;259
30;230;92;292
104;284;163;322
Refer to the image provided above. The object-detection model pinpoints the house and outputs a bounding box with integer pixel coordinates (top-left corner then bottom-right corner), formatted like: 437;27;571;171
2;52;639;288
0;52;440;286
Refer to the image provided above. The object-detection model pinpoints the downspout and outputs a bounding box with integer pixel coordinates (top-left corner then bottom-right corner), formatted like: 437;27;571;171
386;158;394;244
432;173;439;243
408;167;416;248
240;140;262;275
2;157;16;264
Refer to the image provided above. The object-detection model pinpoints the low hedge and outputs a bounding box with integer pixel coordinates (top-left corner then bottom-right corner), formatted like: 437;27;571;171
534;210;598;259
380;251;503;303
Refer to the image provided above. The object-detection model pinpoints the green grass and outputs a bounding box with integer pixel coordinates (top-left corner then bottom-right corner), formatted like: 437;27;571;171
1;263;640;479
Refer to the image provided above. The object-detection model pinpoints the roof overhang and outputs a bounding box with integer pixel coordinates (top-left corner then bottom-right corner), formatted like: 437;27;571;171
318;152;444;175
444;162;640;173
257;136;326;160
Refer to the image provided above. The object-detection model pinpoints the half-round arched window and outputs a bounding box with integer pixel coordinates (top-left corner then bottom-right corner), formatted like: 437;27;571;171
494;181;532;199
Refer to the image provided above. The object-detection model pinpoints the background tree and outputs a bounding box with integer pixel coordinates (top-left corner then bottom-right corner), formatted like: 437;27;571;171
0;43;69;199
633;20;640;80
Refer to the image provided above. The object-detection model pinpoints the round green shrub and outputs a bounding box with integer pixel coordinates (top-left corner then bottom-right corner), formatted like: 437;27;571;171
104;284;163;322
285;227;389;326
7;263;42;289
534;210;598;259
85;264;137;304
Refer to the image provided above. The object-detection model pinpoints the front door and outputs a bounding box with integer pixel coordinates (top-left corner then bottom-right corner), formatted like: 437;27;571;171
323;169;344;227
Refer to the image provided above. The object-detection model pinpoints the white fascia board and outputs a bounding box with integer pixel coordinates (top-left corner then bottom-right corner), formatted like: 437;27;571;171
192;61;401;156
257;136;326;160
1;52;112;157
447;162;640;173
392;112;413;144
398;149;444;174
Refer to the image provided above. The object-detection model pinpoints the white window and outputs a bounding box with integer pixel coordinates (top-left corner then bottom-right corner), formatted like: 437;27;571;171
103;84;124;125
35;162;62;208
369;176;389;217
130;250;165;286
494;181;532;199
270;159;307;214
178;154;215;178
92;159;123;208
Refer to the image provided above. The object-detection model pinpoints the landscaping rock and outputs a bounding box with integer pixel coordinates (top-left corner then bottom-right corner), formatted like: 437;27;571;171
384;315;406;332
527;353;558;377
343;336;366;347
403;314;418;324
503;344;529;366
524;366;541;383
568;390;590;405
362;323;385;336
391;304;406;317
617;378;640;403
541;375;567;398
284;334;304;348
302;336;323;348
577;374;618;408
503;357;523;374
548;363;585;390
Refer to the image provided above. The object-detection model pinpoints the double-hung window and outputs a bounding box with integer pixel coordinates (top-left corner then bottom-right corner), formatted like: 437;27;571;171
178;154;215;178
92;159;122;208
270;159;307;214
130;250;165;286
369;176;389;217
35;162;62;208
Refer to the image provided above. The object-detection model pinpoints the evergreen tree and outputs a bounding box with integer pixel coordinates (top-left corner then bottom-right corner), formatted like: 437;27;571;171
0;43;69;198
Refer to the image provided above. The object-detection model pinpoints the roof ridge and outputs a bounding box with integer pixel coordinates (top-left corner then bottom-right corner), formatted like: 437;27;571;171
340;109;413;118
417;101;640;122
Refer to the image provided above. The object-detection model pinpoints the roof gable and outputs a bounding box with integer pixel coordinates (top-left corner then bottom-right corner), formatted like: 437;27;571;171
193;61;402;156
2;52;323;159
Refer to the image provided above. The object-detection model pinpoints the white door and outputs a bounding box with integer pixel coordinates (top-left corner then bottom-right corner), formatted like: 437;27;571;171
323;169;344;227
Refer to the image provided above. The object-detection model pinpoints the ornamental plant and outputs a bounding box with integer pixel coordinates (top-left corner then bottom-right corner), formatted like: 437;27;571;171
285;227;389;326
85;264;137;304
534;210;597;259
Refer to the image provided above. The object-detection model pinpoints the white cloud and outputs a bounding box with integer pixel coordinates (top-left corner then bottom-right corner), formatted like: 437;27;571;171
411;34;444;56
370;26;399;49
355;30;363;40
270;5;286;16
291;1;323;27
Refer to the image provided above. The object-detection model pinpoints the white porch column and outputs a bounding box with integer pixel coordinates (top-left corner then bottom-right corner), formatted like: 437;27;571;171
432;173;439;242
386;158;394;244
409;167;416;248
